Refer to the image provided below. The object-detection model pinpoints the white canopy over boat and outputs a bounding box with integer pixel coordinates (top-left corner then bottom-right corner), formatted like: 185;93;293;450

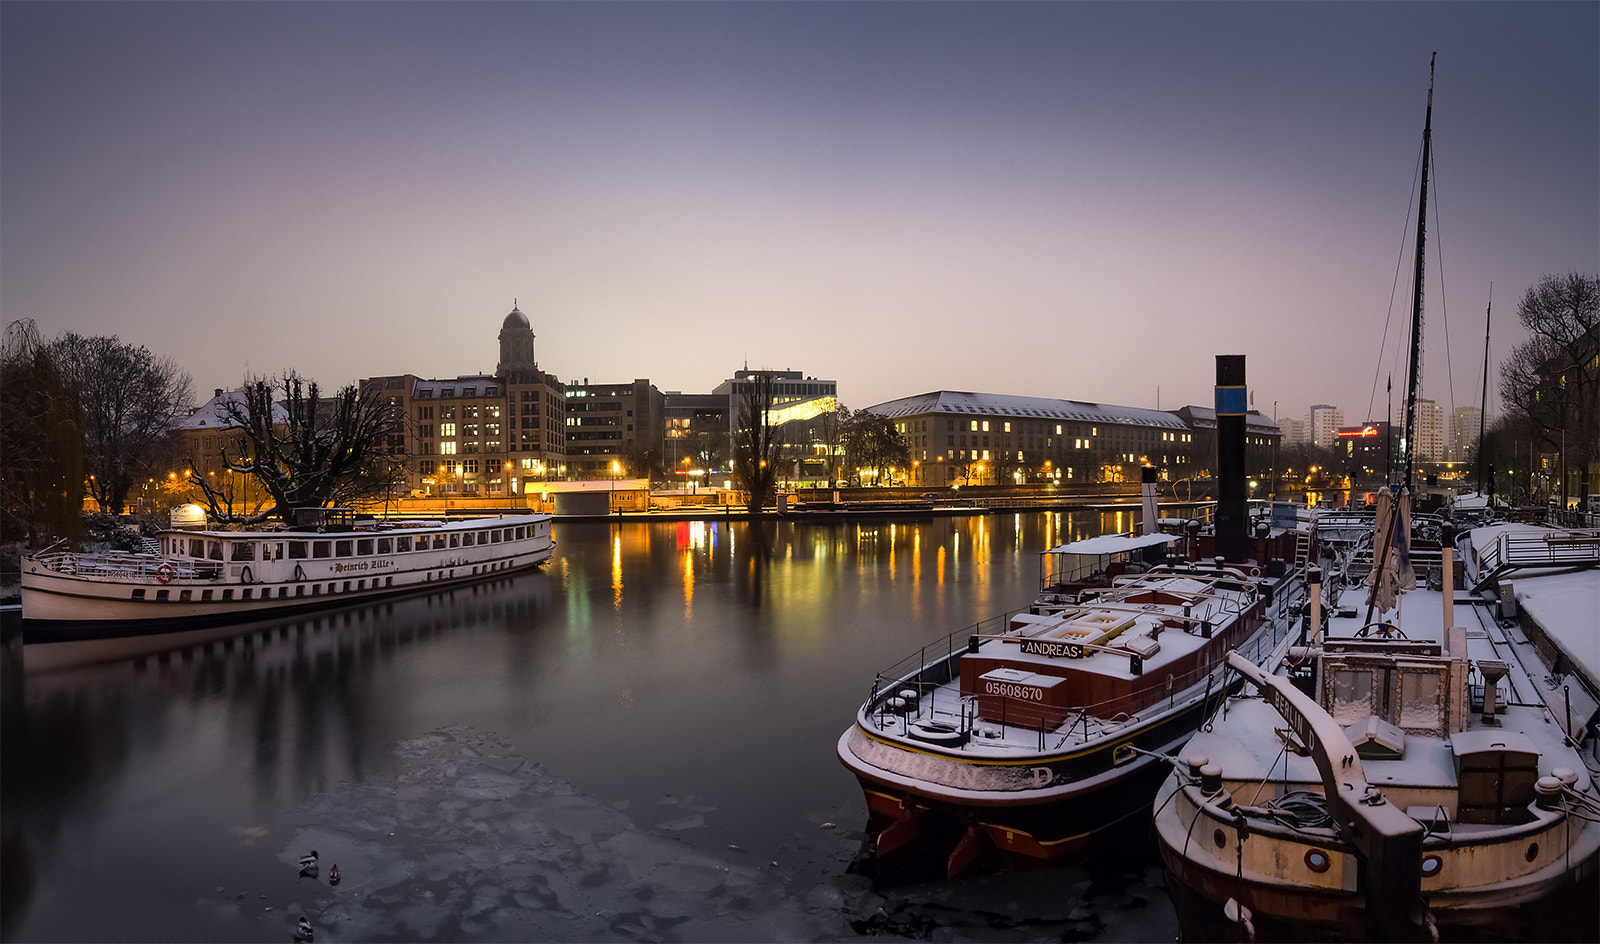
1043;533;1180;557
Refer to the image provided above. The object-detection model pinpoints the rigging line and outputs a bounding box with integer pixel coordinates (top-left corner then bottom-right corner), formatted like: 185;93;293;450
1368;138;1427;425
1431;152;1456;423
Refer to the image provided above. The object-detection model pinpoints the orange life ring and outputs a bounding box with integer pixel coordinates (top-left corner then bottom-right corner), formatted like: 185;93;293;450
156;563;175;584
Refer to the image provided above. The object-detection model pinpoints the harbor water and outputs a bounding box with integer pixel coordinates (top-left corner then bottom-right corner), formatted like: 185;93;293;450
2;511;1179;942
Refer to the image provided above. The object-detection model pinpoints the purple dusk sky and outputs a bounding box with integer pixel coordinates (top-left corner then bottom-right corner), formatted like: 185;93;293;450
3;2;1595;427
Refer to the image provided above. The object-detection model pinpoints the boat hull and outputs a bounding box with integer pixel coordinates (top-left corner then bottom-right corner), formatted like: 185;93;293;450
20;516;556;661
1156;796;1600;942
838;693;1213;866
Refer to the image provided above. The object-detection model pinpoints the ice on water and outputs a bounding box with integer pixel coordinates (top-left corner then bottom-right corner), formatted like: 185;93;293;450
261;724;849;941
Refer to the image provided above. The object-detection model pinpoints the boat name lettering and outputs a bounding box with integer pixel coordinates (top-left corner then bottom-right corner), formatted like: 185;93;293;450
984;681;1045;701
1021;639;1085;659
331;560;395;574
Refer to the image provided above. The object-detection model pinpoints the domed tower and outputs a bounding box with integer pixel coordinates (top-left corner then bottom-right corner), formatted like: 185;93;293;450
497;302;536;376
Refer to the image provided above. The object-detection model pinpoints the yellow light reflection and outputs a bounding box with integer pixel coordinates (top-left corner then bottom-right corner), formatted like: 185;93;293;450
612;534;623;609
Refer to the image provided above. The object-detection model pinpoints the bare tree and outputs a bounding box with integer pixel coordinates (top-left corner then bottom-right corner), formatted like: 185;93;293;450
1498;272;1599;503
816;404;850;488
732;373;787;513
842;411;910;485
187;374;402;524
683;414;728;490
1;321;84;545
50;332;194;515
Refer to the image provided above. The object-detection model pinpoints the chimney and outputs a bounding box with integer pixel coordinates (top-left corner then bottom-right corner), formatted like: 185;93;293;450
1215;355;1248;563
1141;466;1160;535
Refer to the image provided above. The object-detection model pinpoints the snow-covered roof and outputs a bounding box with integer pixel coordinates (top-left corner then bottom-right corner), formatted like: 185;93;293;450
412;374;500;398
176;390;289;430
862;390;1189;429
1176;405;1281;432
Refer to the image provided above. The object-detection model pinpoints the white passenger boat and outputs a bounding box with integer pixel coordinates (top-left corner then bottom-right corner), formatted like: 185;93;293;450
1152;523;1600;942
21;514;555;639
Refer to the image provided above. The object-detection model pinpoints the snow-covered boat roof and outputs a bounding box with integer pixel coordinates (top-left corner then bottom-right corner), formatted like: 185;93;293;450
1043;533;1181;556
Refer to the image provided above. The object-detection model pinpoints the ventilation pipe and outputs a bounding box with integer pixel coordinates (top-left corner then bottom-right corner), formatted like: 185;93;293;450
1141;466;1160;536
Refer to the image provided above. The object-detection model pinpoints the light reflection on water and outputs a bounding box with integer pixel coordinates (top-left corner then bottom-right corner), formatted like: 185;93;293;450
1;511;1169;941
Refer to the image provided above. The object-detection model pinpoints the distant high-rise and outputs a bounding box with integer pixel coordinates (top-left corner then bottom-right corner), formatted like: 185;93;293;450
1451;406;1482;461
1307;404;1343;449
1414;398;1444;461
1279;417;1307;447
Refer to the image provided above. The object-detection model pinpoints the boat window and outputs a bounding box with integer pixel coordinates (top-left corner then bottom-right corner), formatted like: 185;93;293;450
449;534;459;548
491;530;502;543
208;541;224;561
1328;668;1375;724
357;539;373;556
313;542;331;559
396;536;412;552
202;589;213;601
295;585;305;596
289;542;309;560
157;589;169;601
231;543;256;561
222;589;232;600
335;540;353;557
1399;666;1444;732
429;534;443;549
133;589;146;600
462;533;474;547
377;538;392;554
189;538;204;557
242;588;252;600
515;527;525;540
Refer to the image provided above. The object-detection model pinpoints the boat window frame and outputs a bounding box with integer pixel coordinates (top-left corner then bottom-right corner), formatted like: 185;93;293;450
396;536;412;552
377;538;393;554
289;541;309;560
231;542;256;561
312;541;332;559
335;540;353;558
356;538;374;556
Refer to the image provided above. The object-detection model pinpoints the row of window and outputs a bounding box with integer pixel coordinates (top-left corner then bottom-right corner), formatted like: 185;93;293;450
167;526;533;562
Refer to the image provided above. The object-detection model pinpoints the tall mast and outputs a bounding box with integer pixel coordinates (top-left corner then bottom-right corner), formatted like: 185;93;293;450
1400;53;1435;491
1478;286;1492;494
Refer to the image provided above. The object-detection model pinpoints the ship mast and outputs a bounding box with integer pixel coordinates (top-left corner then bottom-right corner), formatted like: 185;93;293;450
1478;286;1492;496
1400;53;1435;491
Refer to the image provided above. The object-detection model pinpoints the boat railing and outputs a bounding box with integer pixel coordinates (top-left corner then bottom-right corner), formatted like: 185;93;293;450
32;551;224;581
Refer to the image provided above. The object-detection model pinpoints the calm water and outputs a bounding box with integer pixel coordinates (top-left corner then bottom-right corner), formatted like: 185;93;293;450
2;511;1178;942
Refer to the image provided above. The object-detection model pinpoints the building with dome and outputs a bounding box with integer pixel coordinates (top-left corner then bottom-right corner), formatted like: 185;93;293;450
361;303;568;498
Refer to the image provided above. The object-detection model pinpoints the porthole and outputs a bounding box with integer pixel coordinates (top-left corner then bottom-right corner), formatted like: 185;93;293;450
1421;855;1442;877
1526;842;1539;862
1213;828;1227;849
1305;849;1331;873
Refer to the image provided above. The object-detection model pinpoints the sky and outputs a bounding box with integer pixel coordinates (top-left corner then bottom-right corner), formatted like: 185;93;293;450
4;2;1596;431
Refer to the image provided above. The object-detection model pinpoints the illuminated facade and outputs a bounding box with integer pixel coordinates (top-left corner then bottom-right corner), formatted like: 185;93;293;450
360;304;568;497
1337;422;1394;485
865;391;1276;488
564;379;666;479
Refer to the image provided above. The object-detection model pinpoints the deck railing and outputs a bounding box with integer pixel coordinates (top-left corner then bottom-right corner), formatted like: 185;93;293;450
32;551;224;581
